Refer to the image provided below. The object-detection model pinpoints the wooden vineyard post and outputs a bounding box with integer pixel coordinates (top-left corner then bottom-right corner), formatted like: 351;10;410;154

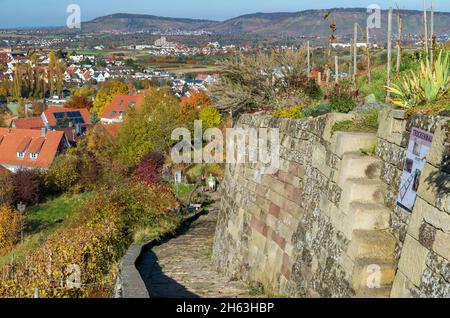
335;56;339;83
353;23;358;83
386;7;393;102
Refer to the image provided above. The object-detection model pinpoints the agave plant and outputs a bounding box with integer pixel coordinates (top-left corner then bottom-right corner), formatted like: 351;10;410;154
387;50;449;109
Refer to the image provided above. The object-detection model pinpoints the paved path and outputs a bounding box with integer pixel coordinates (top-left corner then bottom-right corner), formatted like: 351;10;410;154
133;193;252;298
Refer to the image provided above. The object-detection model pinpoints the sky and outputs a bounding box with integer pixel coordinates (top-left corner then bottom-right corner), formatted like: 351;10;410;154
0;0;449;28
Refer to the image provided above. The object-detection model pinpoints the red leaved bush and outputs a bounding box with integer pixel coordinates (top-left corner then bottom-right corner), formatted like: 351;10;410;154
133;152;165;186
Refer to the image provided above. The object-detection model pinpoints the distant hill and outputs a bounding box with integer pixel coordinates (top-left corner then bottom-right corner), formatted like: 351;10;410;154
81;13;218;33
209;8;450;40
81;8;450;40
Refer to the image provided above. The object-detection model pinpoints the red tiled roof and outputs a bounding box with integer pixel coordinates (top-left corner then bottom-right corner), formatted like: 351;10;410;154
102;122;122;139
43;107;91;127
12;117;45;130
101;95;144;120
0;128;64;169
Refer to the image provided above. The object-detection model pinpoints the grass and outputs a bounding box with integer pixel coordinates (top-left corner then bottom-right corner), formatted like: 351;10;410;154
133;216;181;245
331;109;380;136
0;193;90;266
247;282;265;296
357;69;387;102
173;184;196;204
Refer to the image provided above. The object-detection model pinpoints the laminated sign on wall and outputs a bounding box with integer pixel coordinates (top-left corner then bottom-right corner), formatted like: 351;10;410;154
397;127;434;212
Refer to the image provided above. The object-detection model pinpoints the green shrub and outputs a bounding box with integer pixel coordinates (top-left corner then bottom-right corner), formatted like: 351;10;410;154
303;78;323;100
302;103;332;117
273;106;304;119
328;81;356;113
357;69;387;102
387;50;449;110
199;107;222;129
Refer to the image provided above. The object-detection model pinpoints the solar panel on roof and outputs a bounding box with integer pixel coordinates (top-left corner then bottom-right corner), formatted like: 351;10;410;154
53;111;85;127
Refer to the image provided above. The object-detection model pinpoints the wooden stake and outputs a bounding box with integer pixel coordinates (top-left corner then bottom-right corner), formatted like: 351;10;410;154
353;23;358;82
335;56;339;83
307;41;311;78
423;0;429;56
350;39;353;77
396;10;403;77
366;26;372;84
430;0;434;65
386;7;393;102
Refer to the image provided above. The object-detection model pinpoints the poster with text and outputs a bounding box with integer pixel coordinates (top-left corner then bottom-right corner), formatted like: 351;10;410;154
397;127;434;212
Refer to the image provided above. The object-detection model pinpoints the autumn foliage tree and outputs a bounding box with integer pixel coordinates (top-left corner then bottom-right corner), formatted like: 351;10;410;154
65;95;93;110
0;204;24;256
180;91;212;113
117;89;181;165
93;80;129;116
10;170;42;205
199;107;222;129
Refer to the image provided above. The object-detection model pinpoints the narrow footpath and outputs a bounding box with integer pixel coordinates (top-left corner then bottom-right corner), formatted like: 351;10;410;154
127;192;252;298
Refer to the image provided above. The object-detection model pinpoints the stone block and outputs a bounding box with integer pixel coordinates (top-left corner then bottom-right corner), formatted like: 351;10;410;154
352;259;397;292
268;203;280;218
377;108;407;146
347;230;396;261
312;143;332;178
408;197;450;241
396;235;428;286
390;270;414;298
266;189;285;208
271;230;287;250
417;163;449;209
255;195;271;212
283;199;303;216
288;161;305;178
340;178;385;210
433;230;450;259
350;202;391;231
284;183;303;203
338;153;382;187
322;112;356;142
250;215;269;237
331;132;377;158
427;119;449;168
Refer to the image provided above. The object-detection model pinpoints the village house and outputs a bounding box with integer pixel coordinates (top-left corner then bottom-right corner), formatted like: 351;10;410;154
0;128;68;172
100;94;144;124
12;107;91;144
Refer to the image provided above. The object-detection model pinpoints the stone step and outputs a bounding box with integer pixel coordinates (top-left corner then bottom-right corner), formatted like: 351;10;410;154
341;178;385;208
331;132;377;158
347;230;396;262
355;286;393;298
350;202;391;231
338;153;382;186
351;259;397;298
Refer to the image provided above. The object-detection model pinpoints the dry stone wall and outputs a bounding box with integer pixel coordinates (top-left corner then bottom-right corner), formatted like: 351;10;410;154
213;108;449;298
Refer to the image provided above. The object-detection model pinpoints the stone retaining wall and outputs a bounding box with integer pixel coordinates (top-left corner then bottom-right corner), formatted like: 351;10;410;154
378;109;450;297
212;108;449;298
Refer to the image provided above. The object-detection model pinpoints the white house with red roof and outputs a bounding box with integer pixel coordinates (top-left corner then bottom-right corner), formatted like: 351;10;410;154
12;107;92;144
100;94;144;124
0;128;68;172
